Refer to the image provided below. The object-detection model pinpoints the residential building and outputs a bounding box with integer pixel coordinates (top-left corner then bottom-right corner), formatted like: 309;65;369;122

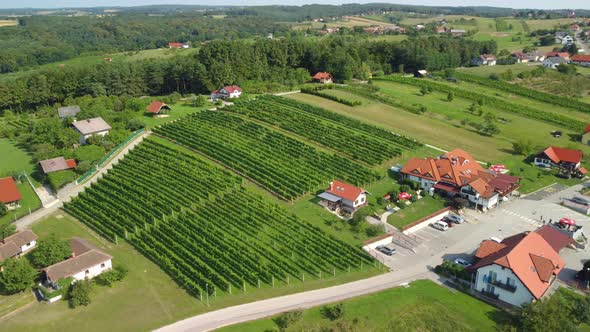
211;85;243;101
42;237;112;286
57;106;81;119
512;52;529;63
571;54;590;67
470;231;565;307
400;149;520;211
546;51;570;61
39;157;77;175
571;24;581;31
168;42;189;49
525;50;546;62
0;176;22;210
543;56;568;69
146;101;172;115
312;72;333;84
0;230;37;261
557;35;575;45
471;54;497;66
72;117;111;145
317;180;368;214
534;146;586;177
435;26;448;34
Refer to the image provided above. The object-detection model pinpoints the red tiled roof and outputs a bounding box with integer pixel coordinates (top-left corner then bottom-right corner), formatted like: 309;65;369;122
546;52;570;59
0;177;21;204
535;225;574;252
66;159;77;169
326;180;366;202
313;72;332;80
468;178;496;198
223;85;242;93
580;167;588;175
168;42;183;48
572;55;590;63
146;101;169;114
512;52;528;59
541;146;582;164
474;240;506;259
471;232;564;299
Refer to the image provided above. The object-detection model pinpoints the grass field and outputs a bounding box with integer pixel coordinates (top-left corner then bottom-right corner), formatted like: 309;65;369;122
218;279;514;332
388;196;447;229
524;18;576;31
457;63;542;77
0;139;35;178
140;101;212;129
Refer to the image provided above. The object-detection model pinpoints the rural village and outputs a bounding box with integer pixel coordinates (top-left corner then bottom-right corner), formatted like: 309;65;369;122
2;3;590;332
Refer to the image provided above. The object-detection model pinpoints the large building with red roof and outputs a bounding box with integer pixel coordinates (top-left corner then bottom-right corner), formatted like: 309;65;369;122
400;149;519;211
534;146;585;177
470;229;565;307
0;176;22;210
317;180;368;214
571;54;590;67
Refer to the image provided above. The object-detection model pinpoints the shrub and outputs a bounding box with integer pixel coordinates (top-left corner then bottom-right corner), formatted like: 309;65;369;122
0;258;37;294
273;310;303;330
434;260;472;281
321;303;345;320
31;234;71;268
68;279;93;308
365;224;382;237
95;265;128;287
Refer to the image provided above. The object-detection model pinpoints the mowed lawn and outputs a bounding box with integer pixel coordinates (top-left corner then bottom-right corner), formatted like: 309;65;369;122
139;102;212;129
388;196;447;229
0;138;35;178
218;279;514;332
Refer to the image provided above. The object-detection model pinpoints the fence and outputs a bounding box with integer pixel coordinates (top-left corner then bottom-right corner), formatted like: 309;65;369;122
75;128;145;184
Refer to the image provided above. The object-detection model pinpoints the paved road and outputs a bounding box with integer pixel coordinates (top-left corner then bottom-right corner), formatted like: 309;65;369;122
575;30;589;54
156;270;438;332
14;131;150;230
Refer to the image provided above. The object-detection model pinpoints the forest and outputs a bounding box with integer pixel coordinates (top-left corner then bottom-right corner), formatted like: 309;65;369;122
0;35;496;112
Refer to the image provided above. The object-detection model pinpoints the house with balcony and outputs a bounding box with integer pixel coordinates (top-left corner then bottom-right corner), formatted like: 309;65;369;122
470;230;565;307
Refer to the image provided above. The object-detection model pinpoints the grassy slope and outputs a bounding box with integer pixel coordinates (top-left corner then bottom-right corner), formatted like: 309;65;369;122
140;102;212;129
0;139;35;178
218;279;513;332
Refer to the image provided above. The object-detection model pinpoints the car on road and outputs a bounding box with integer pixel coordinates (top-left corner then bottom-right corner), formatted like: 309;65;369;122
376;245;397;256
453;258;472;267
431;220;449;231
445;213;464;224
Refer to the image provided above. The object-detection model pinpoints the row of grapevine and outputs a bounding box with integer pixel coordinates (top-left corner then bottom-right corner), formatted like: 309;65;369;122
154;111;381;201
64;138;373;297
258;95;423;150
225;98;402;165
451;71;590;114
374;76;586;132
300;86;362;106
334;84;426;115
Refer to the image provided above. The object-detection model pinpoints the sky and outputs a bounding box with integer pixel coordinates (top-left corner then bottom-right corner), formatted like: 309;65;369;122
0;0;588;10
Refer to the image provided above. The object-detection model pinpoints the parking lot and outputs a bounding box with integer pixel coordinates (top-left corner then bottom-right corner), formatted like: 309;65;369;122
368;181;590;284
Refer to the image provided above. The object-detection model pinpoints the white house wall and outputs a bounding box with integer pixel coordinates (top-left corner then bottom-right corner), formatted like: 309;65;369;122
71;259;113;282
20;240;36;254
474;264;535;307
407;175;436;190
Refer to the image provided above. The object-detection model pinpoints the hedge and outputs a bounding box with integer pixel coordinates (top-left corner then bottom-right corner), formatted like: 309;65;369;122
301;86;362;106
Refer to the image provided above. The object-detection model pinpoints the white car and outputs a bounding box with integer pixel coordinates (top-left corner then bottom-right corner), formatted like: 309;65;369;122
431;220;448;231
453;258;472;267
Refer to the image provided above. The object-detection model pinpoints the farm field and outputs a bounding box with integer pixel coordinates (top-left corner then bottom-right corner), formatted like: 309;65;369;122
218;279;514;332
457;63;542;77
154;110;380;200
64;137;379;301
0;20;17;27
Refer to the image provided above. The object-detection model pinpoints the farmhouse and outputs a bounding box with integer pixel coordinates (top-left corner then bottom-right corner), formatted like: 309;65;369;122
72;117;111;145
470;230;564;307
168;42;189;49
546;52;570;61
511;52;529;63
571;54;590;67
0;230;37;262
312;72;333;84
317;180;368;214
57;105;81;119
543;56;568;69
39;157;77;175
400;149;520;211
534;146;585;177
525;50;546;62
211;85;243;101
471;54;496;66
0;176;22;210
42;237;112;286
146;101;172;116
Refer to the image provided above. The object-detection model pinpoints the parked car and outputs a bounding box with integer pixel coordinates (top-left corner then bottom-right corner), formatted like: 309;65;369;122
453;258;472;267
445;213;464;224
432;220;449;231
376;245;397;256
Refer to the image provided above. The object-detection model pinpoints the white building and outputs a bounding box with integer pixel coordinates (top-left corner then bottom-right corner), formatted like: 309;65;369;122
72;117;111;145
211;85;242;101
558;35;575;45
543;56;568;69
317;180;368;214
42;237;113;285
0;230;37;261
470;230;565;307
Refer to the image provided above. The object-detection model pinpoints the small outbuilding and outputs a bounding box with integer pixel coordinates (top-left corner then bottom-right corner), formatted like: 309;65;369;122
312;72;333;84
146;101;172;116
0;176;22;210
39;157;77;175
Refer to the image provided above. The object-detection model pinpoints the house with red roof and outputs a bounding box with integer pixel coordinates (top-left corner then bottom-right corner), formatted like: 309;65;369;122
571;54;590;67
0;176;22;210
168;42;189;49
534;146;585;177
400;149;520;211
146;101;172;116
470;230;565;307
546;51;570;61
511;52;529;63
312;72;333;84
317;180;368;214
211;85;242;101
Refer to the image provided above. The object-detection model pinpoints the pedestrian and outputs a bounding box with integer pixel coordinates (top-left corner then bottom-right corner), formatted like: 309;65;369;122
549;218;552;224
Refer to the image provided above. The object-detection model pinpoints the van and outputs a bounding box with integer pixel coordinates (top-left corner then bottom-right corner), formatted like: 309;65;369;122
432;220;449;231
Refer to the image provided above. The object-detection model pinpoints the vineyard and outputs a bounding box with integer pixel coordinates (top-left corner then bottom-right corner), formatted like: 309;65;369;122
154;110;381;201
225;96;419;166
373;76;586;132
64;139;373;298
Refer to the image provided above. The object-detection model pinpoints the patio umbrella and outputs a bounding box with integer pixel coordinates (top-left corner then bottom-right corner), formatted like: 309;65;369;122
398;192;411;200
489;164;506;173
559;217;576;225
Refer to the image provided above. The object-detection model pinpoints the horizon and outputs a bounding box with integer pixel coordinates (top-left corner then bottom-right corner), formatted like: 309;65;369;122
0;1;588;11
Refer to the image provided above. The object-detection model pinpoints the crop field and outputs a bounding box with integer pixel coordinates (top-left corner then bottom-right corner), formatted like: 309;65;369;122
154;110;380;200
0;20;17;27
65;139;373;298
224;95;421;166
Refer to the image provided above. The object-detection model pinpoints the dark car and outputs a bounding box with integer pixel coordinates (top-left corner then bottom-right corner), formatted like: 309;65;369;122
376;245;397;256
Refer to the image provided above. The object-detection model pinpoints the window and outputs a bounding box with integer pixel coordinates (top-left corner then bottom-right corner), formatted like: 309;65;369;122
101;263;106;268
506;277;516;287
26;242;30;246
488;271;497;283
354;200;358;205
486;284;496;294
360;197;365;203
